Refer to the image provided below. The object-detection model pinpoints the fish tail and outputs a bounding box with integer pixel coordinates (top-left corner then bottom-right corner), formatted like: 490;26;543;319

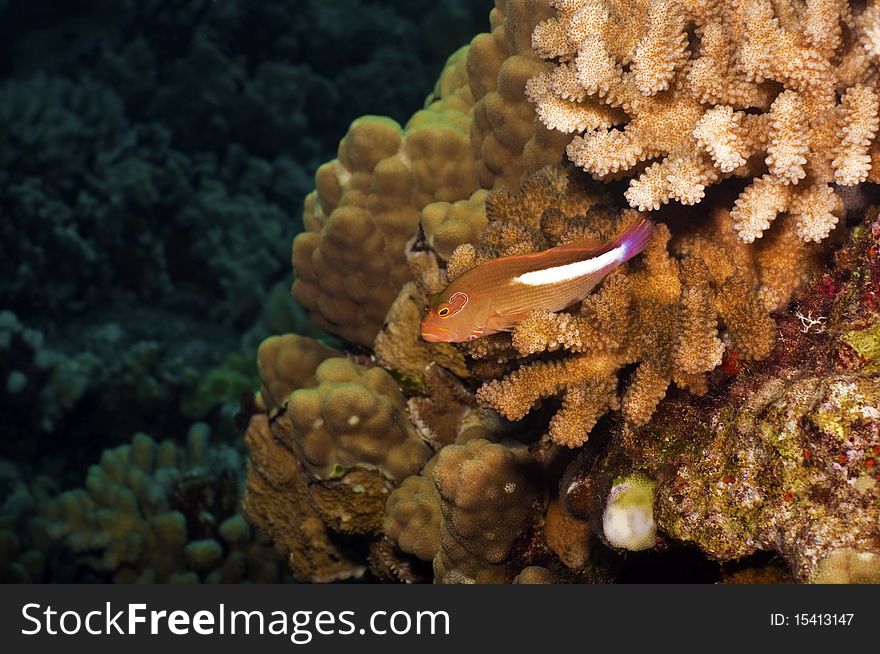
615;217;656;263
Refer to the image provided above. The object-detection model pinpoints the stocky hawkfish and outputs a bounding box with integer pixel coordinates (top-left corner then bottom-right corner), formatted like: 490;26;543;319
420;218;656;343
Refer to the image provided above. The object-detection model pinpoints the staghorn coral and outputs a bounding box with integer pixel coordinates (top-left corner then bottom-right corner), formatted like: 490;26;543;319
464;167;799;447
527;0;879;243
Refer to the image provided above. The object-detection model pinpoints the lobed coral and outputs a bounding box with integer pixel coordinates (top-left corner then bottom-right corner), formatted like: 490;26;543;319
432;438;540;583
292;53;481;346
244;335;432;581
293;0;565;345
269;355;431;482
384;462;442;563
1;0;490;508
527;0;880;243
32;426;286;583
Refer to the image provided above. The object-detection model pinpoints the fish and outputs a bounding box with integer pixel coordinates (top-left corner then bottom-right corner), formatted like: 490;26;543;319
420;217;656;343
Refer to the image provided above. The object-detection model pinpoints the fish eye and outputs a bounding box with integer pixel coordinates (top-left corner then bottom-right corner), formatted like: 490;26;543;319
438;307;450;317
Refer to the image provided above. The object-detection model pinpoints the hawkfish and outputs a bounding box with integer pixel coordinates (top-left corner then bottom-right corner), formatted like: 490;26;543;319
420;217;656;343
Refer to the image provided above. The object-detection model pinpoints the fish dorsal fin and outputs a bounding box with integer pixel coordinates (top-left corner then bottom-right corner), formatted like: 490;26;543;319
549;236;608;257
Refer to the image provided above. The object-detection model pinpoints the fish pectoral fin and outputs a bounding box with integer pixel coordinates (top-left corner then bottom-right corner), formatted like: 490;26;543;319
488;306;539;333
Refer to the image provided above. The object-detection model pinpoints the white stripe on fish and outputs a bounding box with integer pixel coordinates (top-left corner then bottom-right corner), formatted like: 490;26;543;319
512;245;627;287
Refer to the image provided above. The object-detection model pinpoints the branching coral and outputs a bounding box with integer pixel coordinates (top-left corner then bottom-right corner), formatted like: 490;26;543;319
459;167;801;447
527;0;879;243
246;1;880;586
561;208;880;582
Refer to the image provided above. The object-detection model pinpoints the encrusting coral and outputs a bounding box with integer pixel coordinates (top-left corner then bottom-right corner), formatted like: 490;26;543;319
527;0;880;243
243;412;365;583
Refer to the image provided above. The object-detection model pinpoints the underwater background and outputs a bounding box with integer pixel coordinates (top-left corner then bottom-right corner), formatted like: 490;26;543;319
0;0;492;582
2;0;879;585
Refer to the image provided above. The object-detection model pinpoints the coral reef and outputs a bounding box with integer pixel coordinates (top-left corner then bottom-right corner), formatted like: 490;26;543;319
433;439;540;583
1;0;490;493
293;0;564;345
243;334;429;582
22;426;287;583
527;0;879;243
271;355;431;481
243;0;880;585
292;54;481;345
0;462;60;582
460;166;807;445
561;208;880;582
243;412;370;582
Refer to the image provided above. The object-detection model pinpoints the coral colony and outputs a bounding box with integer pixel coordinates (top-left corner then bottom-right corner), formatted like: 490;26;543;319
247;0;880;585
3;0;880;584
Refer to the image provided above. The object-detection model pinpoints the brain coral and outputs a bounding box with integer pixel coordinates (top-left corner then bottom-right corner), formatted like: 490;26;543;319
527;0;880;243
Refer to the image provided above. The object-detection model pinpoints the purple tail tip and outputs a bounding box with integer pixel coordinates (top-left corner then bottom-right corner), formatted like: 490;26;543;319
617;217;656;262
